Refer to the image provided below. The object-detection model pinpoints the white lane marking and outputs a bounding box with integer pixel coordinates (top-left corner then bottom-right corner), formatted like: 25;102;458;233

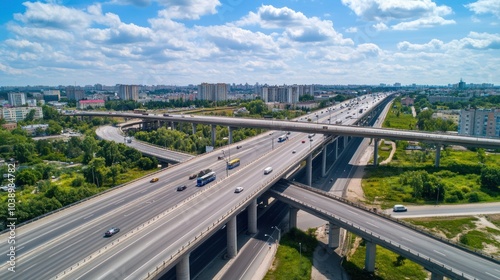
485;272;500;279
366;222;379;228
113;199;124;205
401;237;413;243
82;214;94;220
347;210;359;216
433;250;446;256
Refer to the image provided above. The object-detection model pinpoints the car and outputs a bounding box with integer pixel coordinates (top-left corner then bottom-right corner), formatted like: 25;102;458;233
150;177;159;183
393;204;407;212
189;174;197;180
177;185;187;191
292;150;296;154
104;227;120;237
234;187;244;193
264;167;273;174
217;156;224;160
236;145;242;149
302;140;306;143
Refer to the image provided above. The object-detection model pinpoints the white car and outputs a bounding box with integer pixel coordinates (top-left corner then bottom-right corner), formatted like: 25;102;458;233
393;205;407;212
234;187;244;193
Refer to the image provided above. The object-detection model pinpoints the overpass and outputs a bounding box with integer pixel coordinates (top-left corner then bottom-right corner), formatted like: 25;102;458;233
95;125;194;164
270;180;500;280
2;94;498;280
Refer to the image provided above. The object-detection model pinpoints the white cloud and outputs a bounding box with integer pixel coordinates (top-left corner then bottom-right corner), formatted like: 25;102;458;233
341;0;455;30
392;16;455;30
397;39;444;51
373;22;388;31
237;5;353;45
398;32;500;51
345;27;358;33
465;0;500;18
14;2;91;30
156;0;221;20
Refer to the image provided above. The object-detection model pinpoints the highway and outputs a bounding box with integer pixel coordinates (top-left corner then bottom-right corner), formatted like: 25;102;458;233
5;92;491;280
72;95;500;150
95;124;194;163
270;182;500;280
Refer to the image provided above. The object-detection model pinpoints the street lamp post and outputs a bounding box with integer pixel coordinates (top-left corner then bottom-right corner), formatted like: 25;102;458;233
309;138;313;149
272;226;281;242
269;132;274;150
299;242;302;269
264;234;275;247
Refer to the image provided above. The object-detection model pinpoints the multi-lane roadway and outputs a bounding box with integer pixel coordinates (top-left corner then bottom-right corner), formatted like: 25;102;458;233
7;93;491;280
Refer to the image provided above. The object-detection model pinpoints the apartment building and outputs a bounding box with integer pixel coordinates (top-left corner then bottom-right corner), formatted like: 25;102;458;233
459;108;500;137
197;83;228;101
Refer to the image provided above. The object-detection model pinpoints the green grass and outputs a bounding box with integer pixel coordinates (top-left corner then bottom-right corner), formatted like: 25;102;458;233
264;228;317;280
405;216;477;239
382;101;417;130
343;236;427;280
362;147;500;207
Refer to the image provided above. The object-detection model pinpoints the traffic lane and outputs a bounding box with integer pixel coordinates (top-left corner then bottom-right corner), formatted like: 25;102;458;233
0;163;209;267
390;202;500;218
278;185;500;280
219;202;288;280
64;141;297;279
5;180;198;279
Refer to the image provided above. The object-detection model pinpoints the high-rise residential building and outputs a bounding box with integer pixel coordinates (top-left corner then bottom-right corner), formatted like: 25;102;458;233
197;83;228;101
0;106;43;122
43;89;60;102
260;84;314;104
8;92;26;106
66;86;85;101
118;84;139;101
459;109;500;138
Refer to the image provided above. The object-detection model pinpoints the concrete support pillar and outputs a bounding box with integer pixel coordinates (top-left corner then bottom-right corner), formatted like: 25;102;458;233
328;223;340;248
430;272;444;280
228;126;233;144
435;145;441;168
364;240;376;272
289;207;298;230
211;124;216;147
192;123;196;134
373;138;379;166
321;146;327;177
176;253;190;280
247;198;257;234
335;138;338;160
171;121;175;130
344;136;348;149
226;216;237;258
306;154;312;186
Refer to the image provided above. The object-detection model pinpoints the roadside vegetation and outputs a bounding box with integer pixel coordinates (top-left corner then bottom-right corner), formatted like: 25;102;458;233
343;234;427;280
0;107;160;230
264;228;317;280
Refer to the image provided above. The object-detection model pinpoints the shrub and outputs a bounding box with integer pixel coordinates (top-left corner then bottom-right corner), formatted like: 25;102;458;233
445;195;459;203
468;192;480;203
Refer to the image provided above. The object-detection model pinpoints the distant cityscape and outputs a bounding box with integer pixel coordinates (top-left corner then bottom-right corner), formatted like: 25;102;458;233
1;79;499;138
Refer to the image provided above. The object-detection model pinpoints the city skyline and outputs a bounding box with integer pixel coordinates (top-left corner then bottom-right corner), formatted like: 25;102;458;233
0;0;499;86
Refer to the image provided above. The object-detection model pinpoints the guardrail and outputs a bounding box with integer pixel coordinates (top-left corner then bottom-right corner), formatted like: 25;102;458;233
269;186;478;280
142;139;303;279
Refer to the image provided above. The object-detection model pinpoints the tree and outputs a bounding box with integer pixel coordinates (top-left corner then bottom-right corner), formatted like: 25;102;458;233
13;142;36;163
480;167;500;191
16;169;42;186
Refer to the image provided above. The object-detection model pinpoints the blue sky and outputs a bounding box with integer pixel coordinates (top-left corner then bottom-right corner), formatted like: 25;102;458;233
0;0;499;86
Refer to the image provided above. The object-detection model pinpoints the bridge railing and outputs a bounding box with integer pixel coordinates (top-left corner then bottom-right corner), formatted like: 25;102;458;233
271;187;477;280
280;180;500;265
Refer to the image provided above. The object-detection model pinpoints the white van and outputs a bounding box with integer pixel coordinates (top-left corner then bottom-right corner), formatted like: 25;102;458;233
393;205;407;212
264;167;273;175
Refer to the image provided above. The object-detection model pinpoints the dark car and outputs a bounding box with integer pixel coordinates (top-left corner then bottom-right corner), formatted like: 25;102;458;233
189;174;197;180
104;227;120;237
177;185;187;191
236;145;242;149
